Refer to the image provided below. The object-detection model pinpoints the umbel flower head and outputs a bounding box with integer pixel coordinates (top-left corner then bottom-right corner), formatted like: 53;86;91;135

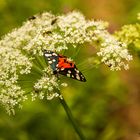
0;11;132;114
115;13;140;52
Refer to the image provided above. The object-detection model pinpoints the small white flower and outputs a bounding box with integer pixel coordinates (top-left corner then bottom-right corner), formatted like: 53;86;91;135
61;83;68;87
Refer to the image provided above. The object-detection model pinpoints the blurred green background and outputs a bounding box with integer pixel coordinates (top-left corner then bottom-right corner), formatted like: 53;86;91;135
0;0;140;140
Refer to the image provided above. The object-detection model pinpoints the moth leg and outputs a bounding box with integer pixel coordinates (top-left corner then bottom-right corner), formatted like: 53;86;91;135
53;70;59;79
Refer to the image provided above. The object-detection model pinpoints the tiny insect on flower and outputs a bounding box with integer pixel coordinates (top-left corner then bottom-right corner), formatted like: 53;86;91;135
28;15;36;20
51;18;57;25
43;50;86;82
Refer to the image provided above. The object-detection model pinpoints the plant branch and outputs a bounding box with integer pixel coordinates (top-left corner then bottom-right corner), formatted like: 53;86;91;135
58;91;85;140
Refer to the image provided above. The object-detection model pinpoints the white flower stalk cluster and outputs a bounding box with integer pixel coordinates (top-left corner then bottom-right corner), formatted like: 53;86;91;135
96;31;133;70
0;39;32;115
25;11;109;53
32;68;62;101
0;11;132;114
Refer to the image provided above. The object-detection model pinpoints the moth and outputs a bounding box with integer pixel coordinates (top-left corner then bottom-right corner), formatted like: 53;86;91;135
44;50;86;82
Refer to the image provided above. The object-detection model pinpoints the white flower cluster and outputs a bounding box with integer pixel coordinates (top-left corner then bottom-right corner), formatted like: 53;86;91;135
32;68;64;100
97;31;133;70
0;11;132;114
0;37;32;115
24;11;109;53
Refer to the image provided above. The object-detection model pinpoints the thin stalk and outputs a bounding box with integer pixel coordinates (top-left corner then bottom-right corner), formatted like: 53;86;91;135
58;91;86;140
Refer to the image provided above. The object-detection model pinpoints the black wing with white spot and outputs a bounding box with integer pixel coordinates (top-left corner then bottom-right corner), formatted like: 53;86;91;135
58;67;86;82
44;50;59;74
44;50;86;82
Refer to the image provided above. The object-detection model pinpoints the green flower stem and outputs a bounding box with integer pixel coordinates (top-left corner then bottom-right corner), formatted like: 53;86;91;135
58;91;85;140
